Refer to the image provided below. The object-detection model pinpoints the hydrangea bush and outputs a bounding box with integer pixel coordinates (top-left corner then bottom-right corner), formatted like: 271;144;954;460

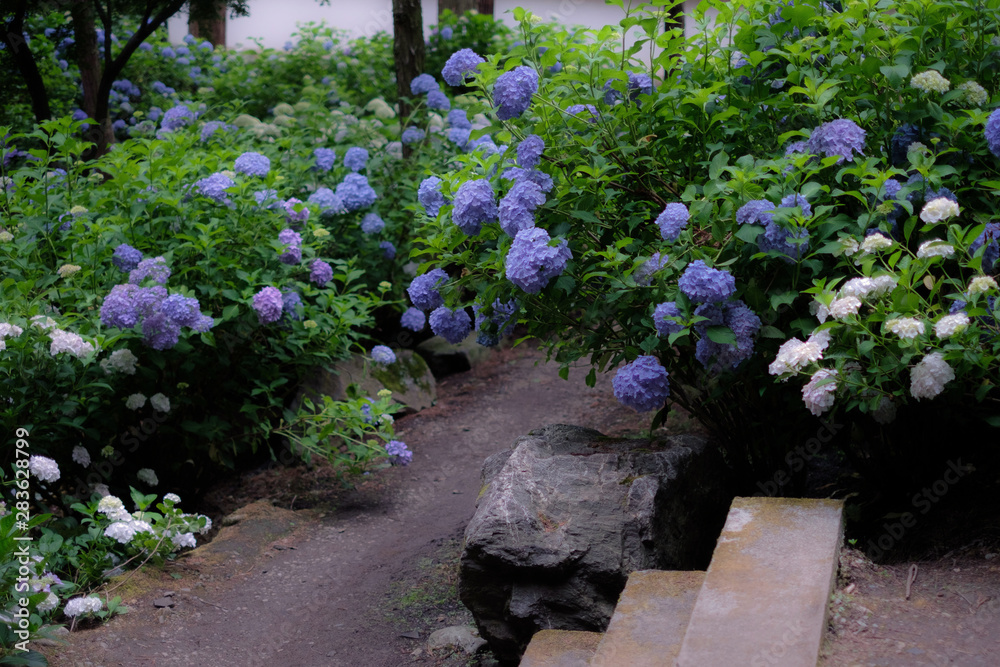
410;0;1000;482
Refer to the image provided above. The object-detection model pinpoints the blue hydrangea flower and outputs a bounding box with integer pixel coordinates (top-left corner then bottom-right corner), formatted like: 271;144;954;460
307;187;346;214
401;126;426;144
132;285;168;318
282;290;303;320
344;147;369;172
469;134;500;155
693;300;761;373
427;89;451;111
160;104;194;131
986;109;1000;158
234;151;270;177
473;298;518;347
371;345;396;365
736;200;775;226
882;178;902;200
612;356;670;412
759;222;810;261
200;121;227;142
361;213;385;234
160;46;175;59
314;147;336;172
501;167;553;193
442;48;485;86
656;203;689;242
447;109;472;129
380;241;396;259
193;172;234;204
411;74;439;95
806;118;866;164
505;227;572;294
417;176;448;218
516;135;544;169
101;284;142;328
890;123;922;166
160;294;202;328
429;306;472;343
566;104;598;120
385;440;412;466
151;81;174;96
448;127;471;150
778;193;811;217
129;257;171;285
971;222;1000;272
336;174;377;211
253;286;283;324
310;259;333;286
784;141;810;157
493;66;539;120
142;311;181;350
408;269;449;311
278;229;302;264
633;252;669;286
499;179;545;237
678;260;736;304
653;301;684;336
452;179;497;235
112;244;143;272
283;198;310;223
440;26;453;39
401;307;426;331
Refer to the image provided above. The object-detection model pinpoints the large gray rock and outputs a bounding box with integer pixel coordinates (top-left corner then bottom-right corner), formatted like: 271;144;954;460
458;424;729;665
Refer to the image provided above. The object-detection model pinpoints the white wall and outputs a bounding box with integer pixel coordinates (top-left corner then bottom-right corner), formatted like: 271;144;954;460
168;0;439;50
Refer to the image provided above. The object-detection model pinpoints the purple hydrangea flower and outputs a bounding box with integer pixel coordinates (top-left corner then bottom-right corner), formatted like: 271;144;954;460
653;301;684;336
410;74;438;95
401;307;426;331
371;345;396;364
101;284;142;328
778;193;811;217
452;179;497;235
310;259;333;286
200;121;227;142
307;187;346;214
448;128;470;148
971;222;1000;272
891;123;922;166
284;198;310;223
656;203;689;242
505;227;572;294
806;118;866;164
612;356;670;412
313;147;336;172
142;311;181;350
282;290;303;320
278;229;302;264
408;269;448;311
469;134;499;155
160;294;201;327
385;440;412;466
336;173;377;211
427;89;451;111
473;298;518;346
516;135;544;169
987;109;1000;158
401;126;426;144
633;252;669;286
234;151;270;177
253;287;283;324
160;104;194;131
440;26;453;40
882;178;903;200
447;109;471;129
499;179;545;237
112;244;143;272
678;260;736;304
193;172;235;204
736;200;775;226
344;147;368;172
566;104;598;120
254;189;280;209
442;48;485;86
133;285;168;318
693;300;761;373
418;176;447;217
361;213;385;234
493;66;539;120
429;306;472;343
129;257;170;285
380;241;396;259
628;72;654;97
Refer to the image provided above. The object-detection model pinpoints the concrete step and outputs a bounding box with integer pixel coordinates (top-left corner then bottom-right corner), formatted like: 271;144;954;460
676;496;844;667
590;570;704;667
520;629;602;667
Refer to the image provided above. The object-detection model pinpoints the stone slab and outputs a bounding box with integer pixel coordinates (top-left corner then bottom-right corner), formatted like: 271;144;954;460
676;497;844;667
590;570;704;667
519;629;602;667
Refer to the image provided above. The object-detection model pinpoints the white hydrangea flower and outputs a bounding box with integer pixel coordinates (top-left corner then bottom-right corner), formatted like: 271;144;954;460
0;323;23;339
934;312;969;338
916;239;955;258
91;483;110;498
171;532;197;549
125;393;147;410
380;414;394;424
860;233;894;254
872;396;897;425
49;329;95;358
198;515;212;534
956;80;988;106
910;70;950;94
910;352;954;400
149;393;170;413
129;519;153;536
68;205;88;216
840;277;876;299
164;493;181;504
829;296;862;320
57;264;81;278
769;331;830;378
0;230;11;243
870;275;898;297
104;521;137;544
72;445;91;467
886;317;925;339
37;592;59;613
802;369;838;416
968;276;998;295
919;197;960;223
30;315;57;330
97;495;125;515
100;349;138;375
29;455;60;483
136;468;158;486
63;596;102;617
841;237;860;256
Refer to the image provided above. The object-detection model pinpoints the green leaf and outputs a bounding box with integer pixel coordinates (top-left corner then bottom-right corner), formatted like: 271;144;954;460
38;531;63;555
705;326;737;346
760;325;786;339
735;224;764;243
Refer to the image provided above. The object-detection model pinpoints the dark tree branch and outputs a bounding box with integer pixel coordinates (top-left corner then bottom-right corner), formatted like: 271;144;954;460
1;0;52;121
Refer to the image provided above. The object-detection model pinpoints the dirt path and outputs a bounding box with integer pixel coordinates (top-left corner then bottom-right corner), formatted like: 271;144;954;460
48;344;650;667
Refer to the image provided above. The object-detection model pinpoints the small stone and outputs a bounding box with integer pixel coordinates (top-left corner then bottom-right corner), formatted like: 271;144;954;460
427;626;487;655
152;598;175;608
400;631;421;639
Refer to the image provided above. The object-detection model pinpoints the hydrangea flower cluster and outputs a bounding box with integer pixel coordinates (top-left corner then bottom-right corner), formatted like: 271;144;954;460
656;203;689;242
385;440;413;466
768;329;832;378
633;252;669;286
129;256;170;285
452;179;498;235
402;126;426;144
985;109;1000;158
200;121;230;142
278;228;302;264
516;135;544;169
970;222;1000;272
418;176;447;217
282;290;303;321
282;197;310;223
493;66;539;120
160;104;194;132
920;197;960;223
805;118;866;164
473;299;518;347
344;147;369;172
64;596;103;617
910;70;950;94
692;300;762;373
427;89;451;111
505;227;572;294
442;48;485;86
29;455;60;483
336;173;377;211
314;147;336;171
499;179;545;237
137;468;159;486
310;259;333;286
429;306;472;343
400;307;426;331
910;352;955;400
234;152;270;177
612;356;670;412
380;241;396;259
410;74;439;95
111;243;143;273
408;269;449;311
802;369;838;416
193;172;235;204
101;281;213;349
253;286;284;324
371;345;396;365
49;328;95;358
678;260;736;303
307;188;346;215
653;302;684;337
361;213;385;234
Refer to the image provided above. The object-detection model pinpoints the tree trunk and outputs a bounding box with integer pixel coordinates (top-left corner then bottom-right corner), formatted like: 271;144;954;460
189;1;227;47
69;2;101;126
1;0;51;122
392;0;425;159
